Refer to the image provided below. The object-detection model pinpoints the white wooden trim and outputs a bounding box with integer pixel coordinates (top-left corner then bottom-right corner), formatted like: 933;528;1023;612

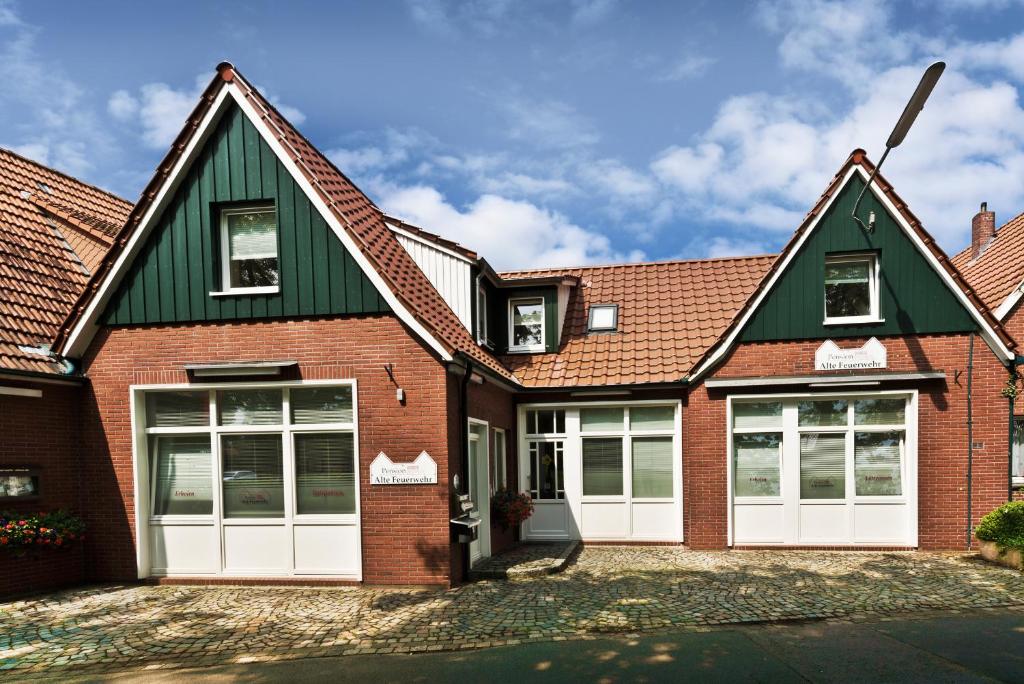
507;296;546;353
691;165;1013;382
468;417;491;562
994;280;1024;320
218;204;279;294
62;80;453;367
130;378;363;580
387;223;475;264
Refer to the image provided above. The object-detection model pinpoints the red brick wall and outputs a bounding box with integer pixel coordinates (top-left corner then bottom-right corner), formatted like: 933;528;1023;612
466;378;517;554
685;333;1011;550
0;382;87;596
80;314;456;586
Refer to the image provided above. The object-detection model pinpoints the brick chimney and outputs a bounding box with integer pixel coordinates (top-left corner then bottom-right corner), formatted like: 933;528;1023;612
972;202;996;260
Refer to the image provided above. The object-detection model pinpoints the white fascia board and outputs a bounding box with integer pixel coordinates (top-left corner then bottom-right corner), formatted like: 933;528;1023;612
62;82;453;364
62;84;233;359
691;165;1012;382
690;166;859;381
862;165;1012;363
994;281;1024;320
388;222;475;265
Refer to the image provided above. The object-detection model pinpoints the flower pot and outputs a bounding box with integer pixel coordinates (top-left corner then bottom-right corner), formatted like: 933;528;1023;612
978;539;1024;571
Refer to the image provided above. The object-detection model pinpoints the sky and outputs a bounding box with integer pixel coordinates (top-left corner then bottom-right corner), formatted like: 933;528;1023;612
3;0;1024;270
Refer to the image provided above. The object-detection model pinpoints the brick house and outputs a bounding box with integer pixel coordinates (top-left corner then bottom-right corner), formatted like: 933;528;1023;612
1;62;1020;595
952;206;1024;501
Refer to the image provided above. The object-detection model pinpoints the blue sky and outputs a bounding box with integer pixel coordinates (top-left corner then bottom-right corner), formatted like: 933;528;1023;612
3;0;1024;270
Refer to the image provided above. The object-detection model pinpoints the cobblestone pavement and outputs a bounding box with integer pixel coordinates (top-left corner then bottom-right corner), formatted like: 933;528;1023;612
3;548;1024;677
468;541;579;579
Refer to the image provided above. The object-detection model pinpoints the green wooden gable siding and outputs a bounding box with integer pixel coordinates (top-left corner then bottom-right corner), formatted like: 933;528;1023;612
493;287;559;353
103;103;389;326
740;176;976;342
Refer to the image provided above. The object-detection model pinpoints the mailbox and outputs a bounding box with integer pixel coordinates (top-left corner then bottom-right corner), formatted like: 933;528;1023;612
450;512;480;544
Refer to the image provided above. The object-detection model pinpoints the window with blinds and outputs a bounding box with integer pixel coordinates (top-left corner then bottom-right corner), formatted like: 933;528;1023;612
221;206;278;290
824;254;876;320
221;434;284;518
734;433;782;497
151;435;213;515
582;437;623;496
800;433;846;499
854;431;903;496
146;391;209;428
218;389;283;426
632;437;673;498
581;407;624;431
630;406;674;431
294;433;355;514
291;387;353;424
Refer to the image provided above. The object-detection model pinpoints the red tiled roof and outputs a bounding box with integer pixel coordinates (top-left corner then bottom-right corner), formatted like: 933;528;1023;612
54;64;513;381
499;256;775;387
0;147;131;374
950;211;1024;313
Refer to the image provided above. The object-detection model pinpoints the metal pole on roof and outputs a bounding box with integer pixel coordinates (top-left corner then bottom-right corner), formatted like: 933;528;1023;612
852;61;945;232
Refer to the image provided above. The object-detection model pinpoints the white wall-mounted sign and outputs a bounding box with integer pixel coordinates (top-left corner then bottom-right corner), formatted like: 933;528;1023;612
370;451;438;485
815;337;887;371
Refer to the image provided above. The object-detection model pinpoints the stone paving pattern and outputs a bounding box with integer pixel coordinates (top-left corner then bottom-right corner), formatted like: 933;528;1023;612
3;548;1024;677
468;541;579;579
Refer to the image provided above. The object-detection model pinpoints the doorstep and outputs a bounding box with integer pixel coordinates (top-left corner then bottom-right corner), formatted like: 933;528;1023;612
469;541;580;580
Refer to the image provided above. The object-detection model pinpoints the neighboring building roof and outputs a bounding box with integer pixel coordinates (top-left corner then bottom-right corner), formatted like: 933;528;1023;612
54;64;514;382
951;211;1024;316
689;149;1015;381
0;147;130;374
499;255;774;387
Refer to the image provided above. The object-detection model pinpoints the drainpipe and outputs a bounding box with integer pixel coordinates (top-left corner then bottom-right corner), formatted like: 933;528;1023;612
966;332;975;550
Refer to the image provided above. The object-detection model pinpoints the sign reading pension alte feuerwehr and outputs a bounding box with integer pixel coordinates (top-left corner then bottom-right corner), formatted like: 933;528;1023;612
370;451;438;485
814;337;887;371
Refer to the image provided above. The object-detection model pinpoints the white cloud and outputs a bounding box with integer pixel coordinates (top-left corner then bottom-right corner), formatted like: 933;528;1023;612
405;0;514;37
578;158;656;202
378;183;642;270
704;236;773;258
654;55;716;82
646;0;1024;250
570;0;619;27
0;0;20;26
499;94;600;149
110;74;306;150
107;90;139;121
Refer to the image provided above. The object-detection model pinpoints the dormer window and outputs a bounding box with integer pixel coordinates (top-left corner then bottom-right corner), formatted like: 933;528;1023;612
588;304;618;332
219;204;279;294
824;253;879;324
509;297;545;352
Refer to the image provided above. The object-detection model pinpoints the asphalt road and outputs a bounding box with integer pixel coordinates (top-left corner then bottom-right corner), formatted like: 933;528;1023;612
55;607;1024;683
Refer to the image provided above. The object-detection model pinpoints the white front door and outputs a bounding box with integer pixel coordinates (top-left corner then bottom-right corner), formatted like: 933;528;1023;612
468;421;491;565
522;439;570;539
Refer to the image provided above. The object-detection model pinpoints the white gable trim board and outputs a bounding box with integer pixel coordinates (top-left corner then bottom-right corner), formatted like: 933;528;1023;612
689;165;1013;383
391;223;474;330
59;78;453;365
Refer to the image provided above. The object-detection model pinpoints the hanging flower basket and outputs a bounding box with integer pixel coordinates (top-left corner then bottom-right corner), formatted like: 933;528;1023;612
0;510;86;556
490;488;534;531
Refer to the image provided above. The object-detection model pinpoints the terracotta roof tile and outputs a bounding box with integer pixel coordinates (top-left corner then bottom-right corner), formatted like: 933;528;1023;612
499;255;775;387
951;211;1024;312
0;147;130;374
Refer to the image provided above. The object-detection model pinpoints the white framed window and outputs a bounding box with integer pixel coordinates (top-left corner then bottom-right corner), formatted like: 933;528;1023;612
1013;418;1024;485
588;304;618;332
491;428;507;493
218;205;280;294
732;402;783;498
143;384;357;520
477;285;489;346
824;253;879;324
508;297;545;352
579;405;676;501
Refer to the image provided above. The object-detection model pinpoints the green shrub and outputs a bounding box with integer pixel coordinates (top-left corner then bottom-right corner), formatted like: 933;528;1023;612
0;510;86;553
975;501;1024;550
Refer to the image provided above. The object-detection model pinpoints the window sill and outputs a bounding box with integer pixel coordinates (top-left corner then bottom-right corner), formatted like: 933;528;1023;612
507;346;547;354
1013;477;1024;488
822;317;885;326
210;286;280;297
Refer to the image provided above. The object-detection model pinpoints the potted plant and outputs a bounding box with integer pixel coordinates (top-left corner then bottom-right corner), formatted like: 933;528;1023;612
490;488;534;532
975;501;1024;570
